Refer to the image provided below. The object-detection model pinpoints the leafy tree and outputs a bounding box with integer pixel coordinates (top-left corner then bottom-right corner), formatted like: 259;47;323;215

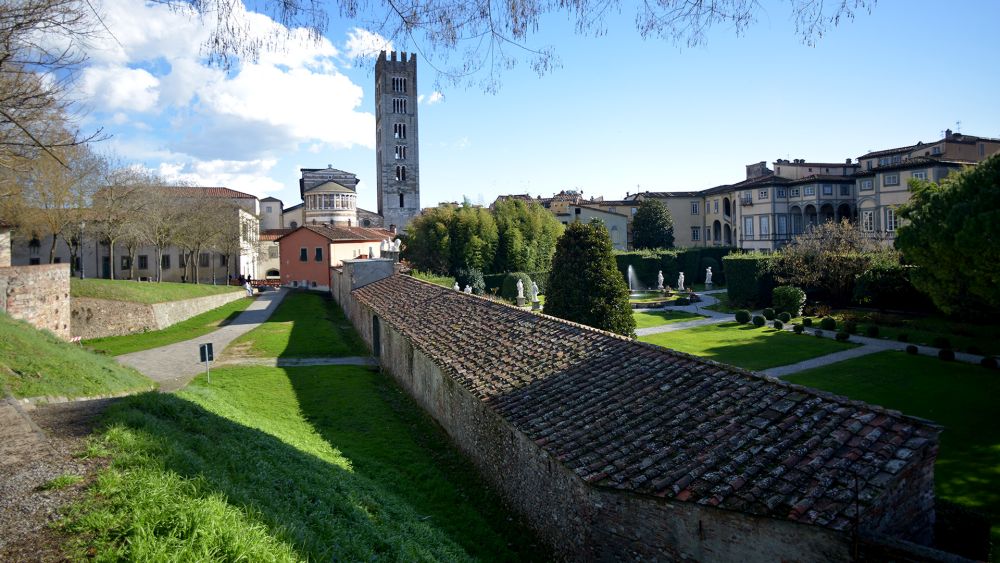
772;219;894;305
492;198;563;273
546;220;635;337
448;203;498;274
897;155;1000;316
631;198;674;250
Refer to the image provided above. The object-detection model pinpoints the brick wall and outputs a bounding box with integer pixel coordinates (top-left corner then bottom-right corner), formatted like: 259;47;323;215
71;290;245;339
0;229;10;268
0;264;71;339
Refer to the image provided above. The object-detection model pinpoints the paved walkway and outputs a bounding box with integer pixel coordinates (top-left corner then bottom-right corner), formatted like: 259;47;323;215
634;291;735;336
116;289;288;392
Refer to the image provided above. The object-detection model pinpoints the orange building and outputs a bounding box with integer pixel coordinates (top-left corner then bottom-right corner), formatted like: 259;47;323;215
275;225;394;291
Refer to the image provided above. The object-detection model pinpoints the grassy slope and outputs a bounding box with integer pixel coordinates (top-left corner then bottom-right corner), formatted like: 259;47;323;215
633;309;705;329
786;351;1000;555
227;292;366;358
83;298;255;356
639;322;857;371
0;312;153;398
66;369;544;559
72;278;242;304
410;271;456;288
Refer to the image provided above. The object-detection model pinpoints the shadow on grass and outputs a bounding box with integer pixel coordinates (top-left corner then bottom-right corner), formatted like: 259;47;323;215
73;390;475;561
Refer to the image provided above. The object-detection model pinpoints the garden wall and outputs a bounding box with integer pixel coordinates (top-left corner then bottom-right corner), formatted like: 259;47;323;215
0;263;71;339
71;290;245;339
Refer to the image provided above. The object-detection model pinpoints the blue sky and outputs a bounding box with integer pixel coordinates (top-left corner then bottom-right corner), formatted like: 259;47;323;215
75;0;1000;212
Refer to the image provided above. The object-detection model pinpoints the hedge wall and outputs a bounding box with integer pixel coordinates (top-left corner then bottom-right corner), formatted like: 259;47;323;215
723;253;777;307
484;270;550;295
614;247;735;290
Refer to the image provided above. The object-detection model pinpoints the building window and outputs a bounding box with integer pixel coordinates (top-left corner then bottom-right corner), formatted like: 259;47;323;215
315;247;323;261
290;221;298;228
28;238;40;256
199;253;210;267
980;143;986;158
777;215;787;235
839;185;851;196
822;184;833;196
395;165;406;181
574;207;581;215
789;188;800;197
179;253;187;268
138;255;148;270
758;189;768;200
862;210;875;232
760;216;770;237
391;76;407;92
399;193;405;208
804;186;815;196
931;146;941;156
885;207;898;232
394;145;407;160
743;216;754;238
714;199;719;213
266;206;272;213
860;179;873;191
219;254;228;266
912;171;927;180
268;246;279;259
54;257;61;263
777;188;786;198
884;174;900;186
29;258;40;265
631;208;637;215
121;256;131;270
299;247;308;262
392;98;407;114
162;254;171;270
393;123;406;139
690;201;699;214
691;227;700;241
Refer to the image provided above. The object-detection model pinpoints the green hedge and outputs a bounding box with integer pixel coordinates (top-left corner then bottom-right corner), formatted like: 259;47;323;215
723;253;776;308
614;247;734;290
500;272;534;301
484;270;549;295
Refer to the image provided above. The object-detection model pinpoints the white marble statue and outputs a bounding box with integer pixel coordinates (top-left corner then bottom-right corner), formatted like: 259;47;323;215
393;238;402;251
369;245;374;258
380;239;388;252
464;284;472;294
530;281;539;302
705;267;713;285
516;279;524;299
677;272;685;291
657;270;664;290
454;282;460;291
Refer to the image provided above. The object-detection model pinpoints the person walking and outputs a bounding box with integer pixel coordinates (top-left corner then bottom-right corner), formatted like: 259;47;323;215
244;280;253;297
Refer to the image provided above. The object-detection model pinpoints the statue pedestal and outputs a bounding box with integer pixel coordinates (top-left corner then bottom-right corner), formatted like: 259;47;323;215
531;300;540;311
517;297;525;307
706;282;713;289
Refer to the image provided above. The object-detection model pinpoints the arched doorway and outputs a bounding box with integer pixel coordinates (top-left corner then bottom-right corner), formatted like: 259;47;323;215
820;204;835;223
723;224;732;245
265;268;280;279
836;203;852;222
723;197;731;218
713;220;722;244
789;206;803;235
804;205;818;227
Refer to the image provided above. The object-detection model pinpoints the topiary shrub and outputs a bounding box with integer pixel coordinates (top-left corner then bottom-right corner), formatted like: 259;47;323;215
938;348;955;361
965;345;983;356
735;310;751;324
820;317;837;331
815;330;824;338
752;315;766;328
793;323;804;334
897;333;909;343
773;320;784;330
675;297;691;306
932;336;952;350
454;267;486;295
906;344;919;355
772;285;806;316
835;331;850;342
865;325;880;338
723;253;776;308
844;320;858;334
980;357;998;369
500;272;534;302
802;317;813;327
762;308;776;321
777;312;791;323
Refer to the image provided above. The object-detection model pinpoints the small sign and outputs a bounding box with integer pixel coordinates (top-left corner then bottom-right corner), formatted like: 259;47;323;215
199;343;214;362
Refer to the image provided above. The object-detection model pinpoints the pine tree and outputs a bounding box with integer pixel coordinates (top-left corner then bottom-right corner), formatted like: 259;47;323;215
545;220;635;337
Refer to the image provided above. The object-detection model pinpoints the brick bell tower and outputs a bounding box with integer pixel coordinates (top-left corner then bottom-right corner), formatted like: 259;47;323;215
375;51;420;232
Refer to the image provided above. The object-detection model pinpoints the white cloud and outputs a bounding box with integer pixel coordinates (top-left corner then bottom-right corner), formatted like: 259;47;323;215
156;159;285;198
343;28;393;60
427;91;444;105
80;66;160;112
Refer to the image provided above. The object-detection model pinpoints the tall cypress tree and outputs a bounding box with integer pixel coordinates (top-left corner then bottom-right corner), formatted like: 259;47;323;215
545;220;636;337
632;198;674;250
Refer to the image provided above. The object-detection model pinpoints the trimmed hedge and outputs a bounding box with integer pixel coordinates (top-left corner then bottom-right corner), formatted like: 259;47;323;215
938;349;955;361
981;357;998;369
615;247;734;290
772;285;806;316
500;272;534;302
777;312;791;323
484;270;549;295
906;345;919;355
854;262;934;312
752;315;766;328
835;331;850;342
735;310;751;324
820;317;837;331
723;253;776;308
773;319;784;330
793;323;804;334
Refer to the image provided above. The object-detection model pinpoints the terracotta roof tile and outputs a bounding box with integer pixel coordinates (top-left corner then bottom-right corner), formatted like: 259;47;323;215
276;224;394;243
353;275;940;531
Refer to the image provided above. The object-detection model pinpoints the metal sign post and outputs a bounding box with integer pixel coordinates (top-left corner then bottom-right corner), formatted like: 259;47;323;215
199;343;214;383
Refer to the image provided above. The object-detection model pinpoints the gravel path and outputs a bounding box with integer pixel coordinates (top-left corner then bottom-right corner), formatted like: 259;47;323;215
634;291;735;336
116;289;287;392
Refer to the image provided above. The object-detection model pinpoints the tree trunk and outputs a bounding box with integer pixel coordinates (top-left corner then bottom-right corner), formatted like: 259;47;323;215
155;247;162;282
108;240;116;280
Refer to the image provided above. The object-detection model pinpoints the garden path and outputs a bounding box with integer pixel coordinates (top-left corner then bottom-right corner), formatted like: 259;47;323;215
634;291;738;337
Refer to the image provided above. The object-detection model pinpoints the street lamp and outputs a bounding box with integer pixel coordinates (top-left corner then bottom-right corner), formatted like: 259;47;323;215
79;221;85;279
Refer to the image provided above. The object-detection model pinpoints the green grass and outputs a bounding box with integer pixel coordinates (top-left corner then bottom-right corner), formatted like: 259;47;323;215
704;292;740;314
72;278;243;304
227;292;366;358
0;312;154;399
786;351;1000;558
639;322;857;371
66;366;545;561
629;292;676;304
39;474;84;491
84;298;255;356
633;309;705;329
828;311;1000;355
410;270;456;288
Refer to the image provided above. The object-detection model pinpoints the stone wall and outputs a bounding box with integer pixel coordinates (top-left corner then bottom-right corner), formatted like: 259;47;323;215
0;229;10;267
71;290;245;340
0;264;71;339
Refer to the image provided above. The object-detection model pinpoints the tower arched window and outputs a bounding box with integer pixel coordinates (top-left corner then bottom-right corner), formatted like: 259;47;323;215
393;98;407;114
393;123;406;139
395;145;406;160
396;165;406;181
399;193;404;208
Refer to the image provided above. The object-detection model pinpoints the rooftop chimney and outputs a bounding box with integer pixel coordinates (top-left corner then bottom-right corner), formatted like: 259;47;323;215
945;128;953;138
846;158;853;164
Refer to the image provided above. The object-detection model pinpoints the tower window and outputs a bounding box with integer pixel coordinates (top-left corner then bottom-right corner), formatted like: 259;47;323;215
395;145;406;160
396;165;406;181
393;123;406;139
399;193;404;208
392;98;407;114
392;76;407;93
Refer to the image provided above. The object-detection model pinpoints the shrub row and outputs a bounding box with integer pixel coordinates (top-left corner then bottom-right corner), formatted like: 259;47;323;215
615;247;734;290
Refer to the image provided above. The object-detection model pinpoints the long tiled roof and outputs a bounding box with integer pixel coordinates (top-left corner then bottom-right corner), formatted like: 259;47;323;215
852;157;974;177
354;275;938;531
276;224;393;243
260;228;293;241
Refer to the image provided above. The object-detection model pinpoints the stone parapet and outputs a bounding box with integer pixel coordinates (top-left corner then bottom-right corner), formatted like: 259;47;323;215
71;289;245;340
0;264;71;339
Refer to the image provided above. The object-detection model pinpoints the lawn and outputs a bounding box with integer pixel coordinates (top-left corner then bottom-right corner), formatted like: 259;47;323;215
829;311;1000;355
226;291;366;358
72;278;243;303
84;298;255;356
786;351;1000;559
639;322;857;371
0;311;154;399
633;309;705;329
64;366;545;561
704;292;740;314
410;270;456;288
629;292;675;303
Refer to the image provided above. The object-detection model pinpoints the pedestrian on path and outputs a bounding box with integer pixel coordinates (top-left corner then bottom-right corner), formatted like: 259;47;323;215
244;280;253;297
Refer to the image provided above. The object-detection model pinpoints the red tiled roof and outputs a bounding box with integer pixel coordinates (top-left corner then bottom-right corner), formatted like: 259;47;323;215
163;186;258;199
354;275;939;531
276;224;394;243
260;228;293;241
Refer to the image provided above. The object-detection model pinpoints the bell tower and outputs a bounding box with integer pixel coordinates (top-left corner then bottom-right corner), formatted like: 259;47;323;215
375;51;420;232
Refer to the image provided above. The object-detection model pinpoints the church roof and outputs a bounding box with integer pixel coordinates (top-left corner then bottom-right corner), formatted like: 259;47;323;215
275;224;392;243
304;180;356;194
353;275;939;532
